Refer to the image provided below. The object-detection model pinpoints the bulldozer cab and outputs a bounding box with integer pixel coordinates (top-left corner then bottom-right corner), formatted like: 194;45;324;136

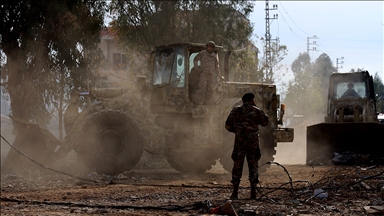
150;43;224;110
329;71;375;100
326;71;377;123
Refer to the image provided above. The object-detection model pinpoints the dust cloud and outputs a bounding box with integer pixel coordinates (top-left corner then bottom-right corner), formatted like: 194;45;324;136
0;113;82;176
274;126;306;164
273;115;324;165
1;115;14;167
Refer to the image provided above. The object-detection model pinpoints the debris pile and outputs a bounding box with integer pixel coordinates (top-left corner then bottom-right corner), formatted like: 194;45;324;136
1;165;383;215
332;151;384;165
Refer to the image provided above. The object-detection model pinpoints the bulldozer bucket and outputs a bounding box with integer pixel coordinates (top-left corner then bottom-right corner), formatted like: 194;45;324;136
2;118;61;174
306;122;384;165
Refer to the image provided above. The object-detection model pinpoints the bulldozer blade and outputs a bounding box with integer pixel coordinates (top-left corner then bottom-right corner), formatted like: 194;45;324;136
307;122;384;165
2;121;61;174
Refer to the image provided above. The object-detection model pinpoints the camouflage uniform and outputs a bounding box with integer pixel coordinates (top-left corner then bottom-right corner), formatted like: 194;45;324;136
193;49;220;104
225;101;269;185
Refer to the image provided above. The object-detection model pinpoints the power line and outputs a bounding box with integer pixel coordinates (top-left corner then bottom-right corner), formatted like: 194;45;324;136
260;1;382;75
317;41;367;71
315;38;382;42
274;2;375;64
276;7;305;42
274;3;361;71
277;1;310;36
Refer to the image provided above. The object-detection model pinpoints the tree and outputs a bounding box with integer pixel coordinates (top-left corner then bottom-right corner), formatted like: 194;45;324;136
109;0;254;54
228;45;260;82
0;0;107;131
284;53;312;117
259;41;288;83
312;53;335;85
312;53;336;99
106;0;264;85
284;53;327;124
291;52;311;76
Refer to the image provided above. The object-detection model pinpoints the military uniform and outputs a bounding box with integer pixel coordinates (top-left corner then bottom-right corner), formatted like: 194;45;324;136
193;49;220;104
225;100;269;198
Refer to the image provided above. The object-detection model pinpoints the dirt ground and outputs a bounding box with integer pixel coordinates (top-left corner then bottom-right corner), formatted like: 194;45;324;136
1;155;384;216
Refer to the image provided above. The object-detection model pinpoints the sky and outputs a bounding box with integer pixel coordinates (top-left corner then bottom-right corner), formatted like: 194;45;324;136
249;1;384;83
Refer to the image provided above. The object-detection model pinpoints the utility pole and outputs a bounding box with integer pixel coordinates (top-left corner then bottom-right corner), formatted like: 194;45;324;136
336;57;344;72
307;35;318;54
302;35;318;117
264;0;278;83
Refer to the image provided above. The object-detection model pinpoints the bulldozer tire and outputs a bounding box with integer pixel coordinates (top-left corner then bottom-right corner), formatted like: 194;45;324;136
75;109;144;175
165;133;217;174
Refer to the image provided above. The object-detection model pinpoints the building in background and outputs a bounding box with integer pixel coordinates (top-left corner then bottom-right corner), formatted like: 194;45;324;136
99;28;130;88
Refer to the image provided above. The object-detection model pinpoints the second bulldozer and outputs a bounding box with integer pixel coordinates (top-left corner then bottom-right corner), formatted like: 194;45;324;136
307;71;384;165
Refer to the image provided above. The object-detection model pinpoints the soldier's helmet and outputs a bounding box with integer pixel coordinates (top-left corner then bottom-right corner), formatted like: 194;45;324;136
206;41;216;48
242;93;255;102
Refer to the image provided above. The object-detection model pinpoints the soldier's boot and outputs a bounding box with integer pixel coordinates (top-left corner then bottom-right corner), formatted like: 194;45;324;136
230;183;239;200
250;183;257;199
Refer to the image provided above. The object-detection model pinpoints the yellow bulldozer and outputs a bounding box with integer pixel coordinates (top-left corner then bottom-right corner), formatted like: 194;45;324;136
2;42;294;175
306;71;384;165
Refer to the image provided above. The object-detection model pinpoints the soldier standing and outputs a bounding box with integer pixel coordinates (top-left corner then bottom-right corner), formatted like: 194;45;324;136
225;93;269;199
193;41;220;104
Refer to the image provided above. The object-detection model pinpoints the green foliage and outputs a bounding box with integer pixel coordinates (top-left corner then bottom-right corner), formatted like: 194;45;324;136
0;0;107;125
284;53;335;124
313;53;336;85
312;53;336;99
291;52;311;75
229;46;260;82
259;42;288;83
109;0;254;53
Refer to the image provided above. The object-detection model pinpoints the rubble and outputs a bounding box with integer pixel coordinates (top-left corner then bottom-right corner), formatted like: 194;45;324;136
332;151;384;165
1;164;383;215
